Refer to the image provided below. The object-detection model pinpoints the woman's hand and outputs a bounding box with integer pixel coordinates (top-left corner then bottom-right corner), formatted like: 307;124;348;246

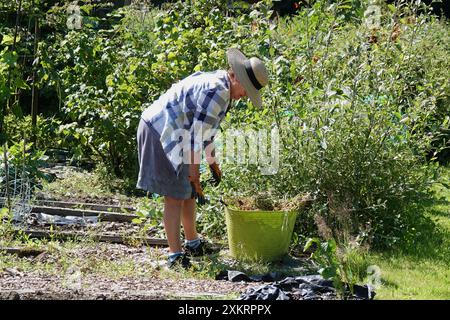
209;162;222;186
188;164;206;205
205;142;221;186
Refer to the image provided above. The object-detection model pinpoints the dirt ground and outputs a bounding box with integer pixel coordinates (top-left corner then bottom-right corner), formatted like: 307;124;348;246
0;271;253;300
0;243;260;300
1;165;313;300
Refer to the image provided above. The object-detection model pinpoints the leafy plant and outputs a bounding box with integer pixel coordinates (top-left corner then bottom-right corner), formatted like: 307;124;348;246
0;140;49;192
304;237;370;299
133;196;165;238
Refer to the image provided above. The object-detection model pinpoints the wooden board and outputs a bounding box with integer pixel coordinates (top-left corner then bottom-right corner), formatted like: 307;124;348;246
34;200;136;213
31;206;137;223
16;229;168;246
0;247;45;257
0;198;136;214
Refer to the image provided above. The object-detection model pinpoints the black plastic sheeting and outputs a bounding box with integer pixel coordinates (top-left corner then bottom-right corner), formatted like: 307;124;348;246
217;271;375;300
216;270;280;283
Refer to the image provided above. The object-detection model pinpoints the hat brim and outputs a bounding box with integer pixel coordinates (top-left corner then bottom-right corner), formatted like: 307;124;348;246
227;48;262;108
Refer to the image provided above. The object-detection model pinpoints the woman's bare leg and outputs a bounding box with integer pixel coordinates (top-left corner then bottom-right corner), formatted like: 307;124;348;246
181;198;198;241
164;196;184;253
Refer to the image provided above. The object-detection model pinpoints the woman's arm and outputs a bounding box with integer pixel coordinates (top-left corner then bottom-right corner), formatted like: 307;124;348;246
205;140;218;165
204;140;222;185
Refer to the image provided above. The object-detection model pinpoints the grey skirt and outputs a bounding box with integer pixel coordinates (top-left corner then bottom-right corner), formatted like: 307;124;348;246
136;118;192;200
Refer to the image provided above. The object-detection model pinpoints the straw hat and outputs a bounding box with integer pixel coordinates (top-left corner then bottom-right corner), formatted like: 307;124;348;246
226;48;268;108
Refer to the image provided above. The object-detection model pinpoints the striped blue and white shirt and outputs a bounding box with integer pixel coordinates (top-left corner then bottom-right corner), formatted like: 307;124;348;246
141;70;230;174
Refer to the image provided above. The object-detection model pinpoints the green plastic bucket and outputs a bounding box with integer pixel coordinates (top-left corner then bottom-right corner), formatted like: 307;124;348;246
224;206;297;262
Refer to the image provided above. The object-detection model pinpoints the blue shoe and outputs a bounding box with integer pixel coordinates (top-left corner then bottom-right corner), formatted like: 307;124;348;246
184;240;220;257
167;254;191;270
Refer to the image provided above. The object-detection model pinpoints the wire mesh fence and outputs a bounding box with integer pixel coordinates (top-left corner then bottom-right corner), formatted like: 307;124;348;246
0;161;33;223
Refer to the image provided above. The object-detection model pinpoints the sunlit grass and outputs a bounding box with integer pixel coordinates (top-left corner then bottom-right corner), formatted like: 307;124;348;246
40;169;115;198
371;255;450;299
369;170;450;300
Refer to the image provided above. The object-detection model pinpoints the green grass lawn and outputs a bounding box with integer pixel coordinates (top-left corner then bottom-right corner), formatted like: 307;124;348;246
369;177;450;300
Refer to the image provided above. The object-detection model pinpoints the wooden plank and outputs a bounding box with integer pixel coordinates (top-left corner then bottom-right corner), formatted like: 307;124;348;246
31;206;137;223
34;200;136;213
0;198;136;213
16;229;168;246
0;247;45;257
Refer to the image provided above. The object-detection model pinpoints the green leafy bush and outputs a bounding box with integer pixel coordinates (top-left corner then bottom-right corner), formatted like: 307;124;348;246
218;0;449;249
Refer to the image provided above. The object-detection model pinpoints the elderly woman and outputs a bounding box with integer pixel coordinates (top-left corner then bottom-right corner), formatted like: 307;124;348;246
136;48;269;269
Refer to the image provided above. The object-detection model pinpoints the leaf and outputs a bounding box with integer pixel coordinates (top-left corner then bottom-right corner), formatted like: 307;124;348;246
303;238;319;252
167;52;176;60
11;103;23;117
0;207;10;219
321;239;336;254
319;266;337;279
1;34;20;45
2;50;18;66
